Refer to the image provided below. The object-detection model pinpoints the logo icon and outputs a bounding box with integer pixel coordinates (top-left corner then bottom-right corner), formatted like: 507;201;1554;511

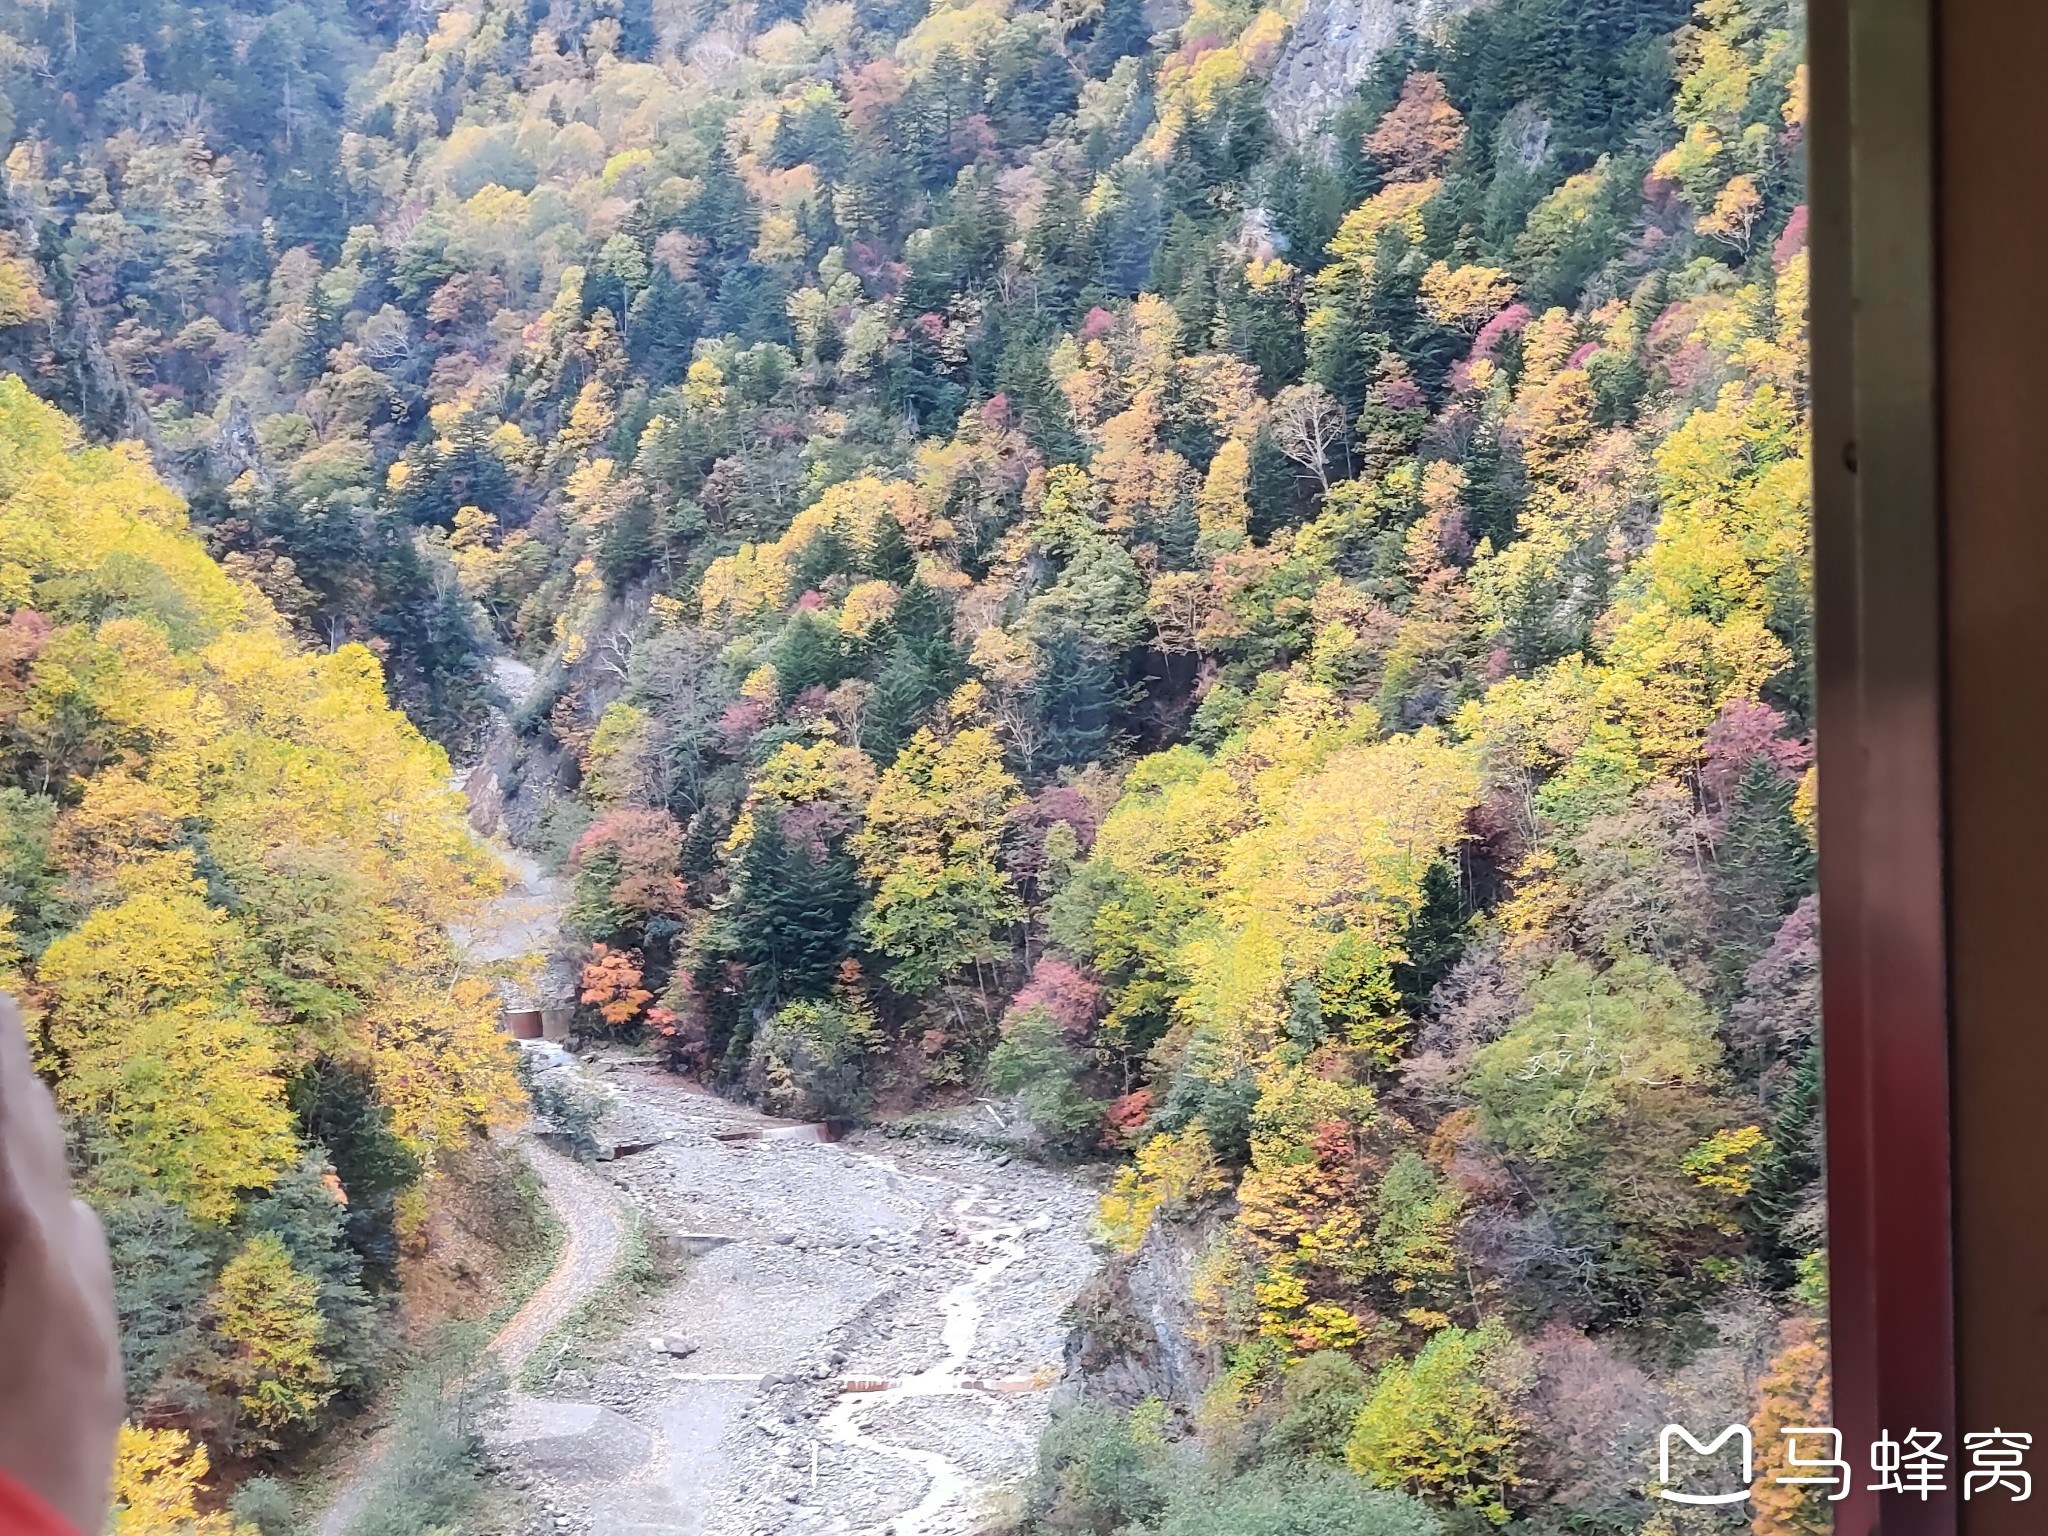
1658;1424;1754;1506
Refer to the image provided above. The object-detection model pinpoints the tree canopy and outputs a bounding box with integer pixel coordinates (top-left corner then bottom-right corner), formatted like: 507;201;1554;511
0;0;1823;1523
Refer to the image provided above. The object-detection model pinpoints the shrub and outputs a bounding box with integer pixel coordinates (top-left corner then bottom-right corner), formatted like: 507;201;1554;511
108;1426;254;1535
1027;1403;1172;1535
1346;1322;1526;1526
1161;1465;1442;1536
345;1350;503;1536
228;1476;294;1535
1265;1350;1373;1465
746;997;878;1117
987;1005;1106;1155
1096;1126;1227;1251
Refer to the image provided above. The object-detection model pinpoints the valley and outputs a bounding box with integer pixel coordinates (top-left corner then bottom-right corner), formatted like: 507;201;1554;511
483;1061;1097;1536
0;0;1829;1522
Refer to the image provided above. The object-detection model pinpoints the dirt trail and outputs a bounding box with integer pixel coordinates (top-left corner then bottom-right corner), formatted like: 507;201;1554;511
489;1063;1100;1536
313;1142;627;1536
491;1144;627;1373
318;818;603;1536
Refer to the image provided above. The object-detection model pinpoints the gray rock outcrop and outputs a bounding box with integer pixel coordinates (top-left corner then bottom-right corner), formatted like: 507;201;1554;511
1266;0;1487;145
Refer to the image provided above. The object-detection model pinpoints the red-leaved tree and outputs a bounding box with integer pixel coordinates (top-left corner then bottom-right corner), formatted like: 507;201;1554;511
581;942;653;1027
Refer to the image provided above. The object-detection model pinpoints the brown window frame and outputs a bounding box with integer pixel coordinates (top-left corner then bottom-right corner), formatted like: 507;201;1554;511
1814;1;2048;1531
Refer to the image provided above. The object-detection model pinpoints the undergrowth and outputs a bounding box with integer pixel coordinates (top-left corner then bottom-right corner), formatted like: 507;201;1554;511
340;1327;508;1536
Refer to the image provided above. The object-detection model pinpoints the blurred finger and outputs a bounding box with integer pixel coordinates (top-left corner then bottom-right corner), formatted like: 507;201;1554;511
0;1006;42;1244
0;999;68;1217
69;1199;115;1312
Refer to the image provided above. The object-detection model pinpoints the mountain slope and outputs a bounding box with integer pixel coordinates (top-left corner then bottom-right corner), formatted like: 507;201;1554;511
0;0;1820;1527
0;376;524;1498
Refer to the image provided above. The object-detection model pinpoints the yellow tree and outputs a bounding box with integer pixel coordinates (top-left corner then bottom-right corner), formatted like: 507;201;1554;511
1750;1320;1833;1536
1699;174;1765;253
38;877;297;1223
210;1232;336;1440
1346;1321;1526;1525
365;973;525;1157
106;1425;255;1536
1179;723;1479;1063
853;726;1023;991
1420;262;1516;333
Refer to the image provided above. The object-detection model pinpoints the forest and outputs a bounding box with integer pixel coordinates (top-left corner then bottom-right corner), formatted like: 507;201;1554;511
0;0;1819;1526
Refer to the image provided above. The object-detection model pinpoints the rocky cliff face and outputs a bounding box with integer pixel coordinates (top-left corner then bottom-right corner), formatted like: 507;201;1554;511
1067;1215;1225;1410
1266;0;1486;144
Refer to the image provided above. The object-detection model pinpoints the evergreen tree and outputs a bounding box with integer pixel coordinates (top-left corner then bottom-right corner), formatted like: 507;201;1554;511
631;270;706;383
862;579;962;759
287;1059;420;1286
774;612;852;701
734;812;861;1004
1712;760;1817;995
792;525;855;591
1035;631;1132;770
866;638;941;763
1392;859;1468;1015
99;1192;216;1400
619;0;656;57
1155;496;1201;573
243;1158;381;1395
679;804;728;899
687;146;762;281
1246;432;1311;541
599;500;656;592
862;511;918;584
1081;0;1151;77
1746;1040;1824;1290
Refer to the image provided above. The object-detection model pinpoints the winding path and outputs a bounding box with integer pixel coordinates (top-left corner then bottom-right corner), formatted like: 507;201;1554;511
491;1144;628;1375
314;1141;627;1536
320;786;608;1536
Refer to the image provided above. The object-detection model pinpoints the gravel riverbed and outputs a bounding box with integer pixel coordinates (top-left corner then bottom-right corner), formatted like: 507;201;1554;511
487;1058;1100;1536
